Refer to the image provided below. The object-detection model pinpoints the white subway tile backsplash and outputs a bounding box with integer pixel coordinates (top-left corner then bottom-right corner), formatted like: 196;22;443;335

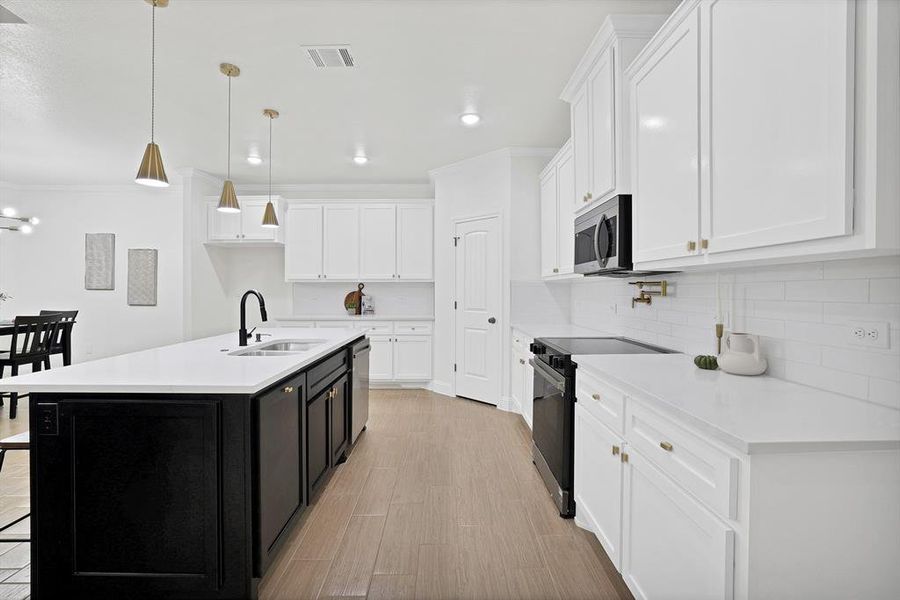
867;378;900;410
569;256;900;406
785;280;868;303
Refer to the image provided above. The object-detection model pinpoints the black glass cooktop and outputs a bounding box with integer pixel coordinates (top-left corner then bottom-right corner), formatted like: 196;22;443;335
538;336;676;356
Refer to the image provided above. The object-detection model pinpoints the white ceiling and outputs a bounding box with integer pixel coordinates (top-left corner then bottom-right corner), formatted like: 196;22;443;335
0;0;677;186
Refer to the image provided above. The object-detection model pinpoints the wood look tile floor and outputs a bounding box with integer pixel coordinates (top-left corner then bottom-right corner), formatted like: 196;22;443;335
261;390;631;600
0;392;631;600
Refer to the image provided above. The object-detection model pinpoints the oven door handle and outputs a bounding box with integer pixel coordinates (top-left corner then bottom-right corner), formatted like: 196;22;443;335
530;358;566;393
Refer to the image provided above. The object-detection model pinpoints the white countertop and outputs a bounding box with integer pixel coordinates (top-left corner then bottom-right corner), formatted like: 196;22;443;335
277;315;434;322
0;327;364;395
573;353;900;454
511;322;611;339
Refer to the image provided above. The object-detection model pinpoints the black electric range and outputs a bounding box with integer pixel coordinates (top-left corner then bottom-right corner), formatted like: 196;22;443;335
529;336;676;517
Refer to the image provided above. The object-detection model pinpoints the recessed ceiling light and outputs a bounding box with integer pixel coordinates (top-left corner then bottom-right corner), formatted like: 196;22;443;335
353;155;369;165
29;217;40;225
247;154;263;166
20;224;33;234
460;113;481;127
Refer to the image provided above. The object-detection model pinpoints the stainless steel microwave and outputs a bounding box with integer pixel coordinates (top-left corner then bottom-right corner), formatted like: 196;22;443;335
574;195;634;276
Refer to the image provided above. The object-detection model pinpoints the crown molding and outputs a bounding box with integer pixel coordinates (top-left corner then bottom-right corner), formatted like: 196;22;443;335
429;146;559;178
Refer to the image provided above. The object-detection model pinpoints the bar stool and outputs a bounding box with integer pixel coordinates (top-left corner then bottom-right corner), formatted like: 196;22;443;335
40;309;78;367
0;314;61;419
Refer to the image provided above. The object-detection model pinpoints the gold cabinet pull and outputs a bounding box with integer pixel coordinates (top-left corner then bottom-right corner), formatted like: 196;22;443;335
519;358;526;365
612;445;620;456
660;441;674;452
686;240;697;252
553;267;559;273
591;393;600;401
621;452;629;463
283;386;294;394
700;238;709;250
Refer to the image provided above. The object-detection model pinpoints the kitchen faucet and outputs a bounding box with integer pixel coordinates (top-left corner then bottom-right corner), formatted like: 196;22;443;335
239;289;268;346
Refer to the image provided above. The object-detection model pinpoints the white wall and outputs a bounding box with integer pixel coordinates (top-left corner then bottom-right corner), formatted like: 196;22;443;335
570;257;900;409
0;183;185;362
511;281;571;325
291;282;433;317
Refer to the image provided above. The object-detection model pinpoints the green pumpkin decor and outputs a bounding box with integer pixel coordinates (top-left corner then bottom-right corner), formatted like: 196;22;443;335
694;355;719;370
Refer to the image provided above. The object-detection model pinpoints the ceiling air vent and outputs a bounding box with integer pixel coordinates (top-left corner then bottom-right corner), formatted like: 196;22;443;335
302;45;355;69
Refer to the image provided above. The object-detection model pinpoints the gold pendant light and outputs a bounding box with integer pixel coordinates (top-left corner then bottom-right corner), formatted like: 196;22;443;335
217;63;241;213
135;0;169;187
261;109;280;228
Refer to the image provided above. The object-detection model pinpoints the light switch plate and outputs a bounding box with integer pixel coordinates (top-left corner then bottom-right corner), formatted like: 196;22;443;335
848;321;890;349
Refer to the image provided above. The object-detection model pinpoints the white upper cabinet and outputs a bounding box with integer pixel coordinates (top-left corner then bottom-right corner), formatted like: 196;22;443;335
589;47;616;201
539;139;577;279
283;201;434;282
206;196;283;243
284;204;324;280
562;15;668;214
540;167;560;277
630;5;702;264
396;204;434;280
323;205;360;280
360;204;397;279
702;0;854;254
627;0;897;270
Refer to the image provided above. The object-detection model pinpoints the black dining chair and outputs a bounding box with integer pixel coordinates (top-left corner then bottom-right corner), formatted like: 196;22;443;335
39;309;78;367
0;314;62;419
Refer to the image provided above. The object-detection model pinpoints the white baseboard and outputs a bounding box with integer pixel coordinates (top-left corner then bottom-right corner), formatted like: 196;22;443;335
497;395;522;414
427;379;453;397
370;381;430;390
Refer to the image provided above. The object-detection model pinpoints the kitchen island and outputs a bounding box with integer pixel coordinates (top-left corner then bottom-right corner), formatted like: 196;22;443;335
2;327;364;600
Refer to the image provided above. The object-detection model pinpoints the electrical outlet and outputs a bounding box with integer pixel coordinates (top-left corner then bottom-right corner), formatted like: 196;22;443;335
848;321;890;349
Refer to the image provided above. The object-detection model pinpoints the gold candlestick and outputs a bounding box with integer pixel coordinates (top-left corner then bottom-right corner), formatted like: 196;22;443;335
715;323;724;355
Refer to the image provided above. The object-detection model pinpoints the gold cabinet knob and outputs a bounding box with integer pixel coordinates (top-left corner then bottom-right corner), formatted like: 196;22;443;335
621;452;629;463
687;240;697;252
519;358;526;364
660;441;674;452
591;393;600;401
700;238;709;250
283;386;294;394
553;267;559;273
612;445;620;456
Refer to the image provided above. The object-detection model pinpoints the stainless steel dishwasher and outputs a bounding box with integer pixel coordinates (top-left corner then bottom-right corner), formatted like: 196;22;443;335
350;338;370;444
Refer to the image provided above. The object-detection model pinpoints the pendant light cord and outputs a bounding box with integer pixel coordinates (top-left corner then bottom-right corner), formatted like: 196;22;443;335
151;3;156;144
268;116;273;202
227;76;232;180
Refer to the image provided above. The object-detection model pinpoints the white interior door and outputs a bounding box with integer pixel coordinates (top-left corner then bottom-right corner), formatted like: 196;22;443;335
454;215;502;405
396;204;434;280
323;205;360;280
360;204;397;279
284;205;323;280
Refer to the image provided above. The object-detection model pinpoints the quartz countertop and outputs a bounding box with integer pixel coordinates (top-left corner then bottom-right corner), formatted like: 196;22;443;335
511;322;611;339
573;353;900;454
276;315;434;322
0;327;363;395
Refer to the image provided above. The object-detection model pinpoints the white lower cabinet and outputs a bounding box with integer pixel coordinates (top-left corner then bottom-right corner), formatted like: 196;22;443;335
368;334;395;381
574;404;625;569
510;330;535;428
392;335;432;380
621;448;734;600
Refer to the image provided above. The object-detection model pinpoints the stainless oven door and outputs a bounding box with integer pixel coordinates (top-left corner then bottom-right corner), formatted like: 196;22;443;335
530;358;574;516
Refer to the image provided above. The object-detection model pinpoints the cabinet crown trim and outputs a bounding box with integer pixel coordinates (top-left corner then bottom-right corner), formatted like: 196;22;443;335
624;0;701;78
560;13;669;101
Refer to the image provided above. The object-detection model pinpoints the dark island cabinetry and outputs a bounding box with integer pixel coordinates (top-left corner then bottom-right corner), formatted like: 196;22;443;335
29;341;361;600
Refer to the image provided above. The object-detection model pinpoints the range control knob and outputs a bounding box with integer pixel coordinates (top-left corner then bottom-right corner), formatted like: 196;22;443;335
550;355;567;369
529;342;546;355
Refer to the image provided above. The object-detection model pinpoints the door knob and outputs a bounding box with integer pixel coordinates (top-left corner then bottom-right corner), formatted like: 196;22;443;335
488;317;496;324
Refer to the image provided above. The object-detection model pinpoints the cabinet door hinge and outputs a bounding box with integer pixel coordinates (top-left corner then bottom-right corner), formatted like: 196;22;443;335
454;300;457;310
453;236;459;247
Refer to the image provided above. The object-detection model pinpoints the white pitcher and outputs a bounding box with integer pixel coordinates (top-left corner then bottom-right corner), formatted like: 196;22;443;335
718;332;767;376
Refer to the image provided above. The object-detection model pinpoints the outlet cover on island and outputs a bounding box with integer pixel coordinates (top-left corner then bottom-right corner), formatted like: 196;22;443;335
848;321;890;349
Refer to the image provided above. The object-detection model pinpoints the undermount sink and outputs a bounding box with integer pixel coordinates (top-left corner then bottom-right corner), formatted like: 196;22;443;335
230;339;326;357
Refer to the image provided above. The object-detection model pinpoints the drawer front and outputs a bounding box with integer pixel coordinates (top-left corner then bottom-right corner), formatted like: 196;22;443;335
512;329;532;354
315;321;356;329
276;320;315;328
575;369;625;435
394;321;433;334
358;322;393;334
625;402;739;520
308;348;351;397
